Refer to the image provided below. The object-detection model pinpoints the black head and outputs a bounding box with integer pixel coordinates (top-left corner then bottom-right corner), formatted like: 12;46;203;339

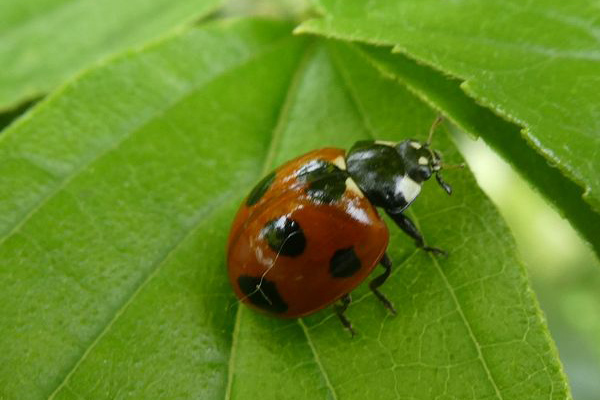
395;140;453;195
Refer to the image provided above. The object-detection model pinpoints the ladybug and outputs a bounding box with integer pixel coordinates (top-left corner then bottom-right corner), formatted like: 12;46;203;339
227;118;457;335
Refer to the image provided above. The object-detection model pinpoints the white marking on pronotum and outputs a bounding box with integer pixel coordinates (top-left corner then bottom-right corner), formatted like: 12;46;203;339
333;155;346;170
410;141;422;149
397;175;421;203
345;177;364;197
375;140;396;147
418;156;429;165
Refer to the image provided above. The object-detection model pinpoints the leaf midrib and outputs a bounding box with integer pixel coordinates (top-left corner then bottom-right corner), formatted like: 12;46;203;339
223;39;320;400
42;31;311;400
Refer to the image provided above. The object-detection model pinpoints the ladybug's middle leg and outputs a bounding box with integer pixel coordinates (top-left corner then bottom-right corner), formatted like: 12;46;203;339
370;253;397;315
334;294;355;337
385;209;447;256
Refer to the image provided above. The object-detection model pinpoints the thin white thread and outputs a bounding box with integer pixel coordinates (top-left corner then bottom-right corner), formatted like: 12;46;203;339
229;230;302;309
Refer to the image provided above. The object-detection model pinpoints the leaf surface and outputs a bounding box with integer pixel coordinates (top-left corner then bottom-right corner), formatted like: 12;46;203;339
298;0;600;223
0;0;223;110
0;18;568;399
347;44;600;256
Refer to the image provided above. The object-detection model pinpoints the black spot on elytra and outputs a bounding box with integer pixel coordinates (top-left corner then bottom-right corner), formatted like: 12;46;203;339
261;216;306;257
296;159;348;203
246;171;276;206
330;247;361;278
238;275;288;313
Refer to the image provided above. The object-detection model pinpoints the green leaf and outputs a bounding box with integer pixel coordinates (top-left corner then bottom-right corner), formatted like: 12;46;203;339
0;0;224;111
298;0;600;231
0;18;568;399
346;44;600;257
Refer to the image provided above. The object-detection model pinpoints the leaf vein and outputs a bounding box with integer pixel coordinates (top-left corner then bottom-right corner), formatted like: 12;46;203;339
46;188;237;399
298;319;339;400
427;251;505;400
223;40;316;400
0;35;296;245
331;42;505;399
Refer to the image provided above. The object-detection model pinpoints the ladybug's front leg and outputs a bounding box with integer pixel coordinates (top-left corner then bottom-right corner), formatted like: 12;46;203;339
334;294;355;337
385;209;447;256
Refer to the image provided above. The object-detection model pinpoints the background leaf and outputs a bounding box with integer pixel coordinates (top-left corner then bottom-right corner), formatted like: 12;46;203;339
298;0;600;237
0;18;306;398
0;18;568;399
342;44;600;257
0;0;224;111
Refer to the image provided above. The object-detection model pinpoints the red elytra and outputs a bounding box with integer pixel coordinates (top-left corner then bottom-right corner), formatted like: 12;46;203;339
227;148;389;318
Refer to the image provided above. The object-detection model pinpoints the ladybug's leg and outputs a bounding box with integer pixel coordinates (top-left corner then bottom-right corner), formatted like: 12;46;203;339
369;253;396;315
369;253;397;315
385;209;447;256
334;294;355;337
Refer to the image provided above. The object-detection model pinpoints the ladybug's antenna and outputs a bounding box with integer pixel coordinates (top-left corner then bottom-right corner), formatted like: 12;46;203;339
440;163;465;170
426;115;444;146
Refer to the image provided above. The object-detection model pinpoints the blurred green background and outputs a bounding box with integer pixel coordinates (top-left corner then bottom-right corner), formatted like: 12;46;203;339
455;131;600;400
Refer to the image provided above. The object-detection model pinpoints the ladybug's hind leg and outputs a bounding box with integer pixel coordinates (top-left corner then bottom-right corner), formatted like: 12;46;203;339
370;253;397;315
334;294;355;337
385;209;447;256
